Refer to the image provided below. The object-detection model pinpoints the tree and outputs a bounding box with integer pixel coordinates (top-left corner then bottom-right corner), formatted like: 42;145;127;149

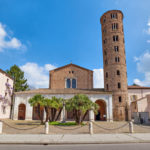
48;96;64;122
29;94;45;124
6;65;29;92
132;83;140;86
66;94;99;125
29;95;64;123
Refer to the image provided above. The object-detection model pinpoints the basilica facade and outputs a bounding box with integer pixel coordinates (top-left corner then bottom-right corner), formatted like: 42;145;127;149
13;63;113;121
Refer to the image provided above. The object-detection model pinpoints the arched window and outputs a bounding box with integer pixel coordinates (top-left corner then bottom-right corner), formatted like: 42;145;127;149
106;84;109;90
111;13;118;19
106;72;108;78
117;70;120;75
66;79;71;88
118;82;121;89
72;79;76;88
115;57;120;62
119;96;122;102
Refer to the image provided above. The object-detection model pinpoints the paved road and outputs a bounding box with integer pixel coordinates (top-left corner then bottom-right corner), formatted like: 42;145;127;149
0;144;150;150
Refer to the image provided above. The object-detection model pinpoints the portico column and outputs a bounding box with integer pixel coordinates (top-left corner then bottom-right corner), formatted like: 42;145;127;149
89;110;95;121
60;102;66;122
109;95;113;122
43;109;46;121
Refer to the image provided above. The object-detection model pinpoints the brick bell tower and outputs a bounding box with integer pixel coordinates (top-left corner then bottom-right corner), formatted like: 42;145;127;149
100;10;129;121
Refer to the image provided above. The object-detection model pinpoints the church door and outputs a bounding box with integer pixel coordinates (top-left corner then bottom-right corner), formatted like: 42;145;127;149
18;104;26;120
32;105;44;120
95;100;107;121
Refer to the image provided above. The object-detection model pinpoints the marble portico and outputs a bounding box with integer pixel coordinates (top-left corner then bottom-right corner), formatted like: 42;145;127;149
13;89;113;122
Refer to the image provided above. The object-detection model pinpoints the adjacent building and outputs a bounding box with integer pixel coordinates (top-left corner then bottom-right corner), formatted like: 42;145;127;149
128;86;150;123
0;69;14;119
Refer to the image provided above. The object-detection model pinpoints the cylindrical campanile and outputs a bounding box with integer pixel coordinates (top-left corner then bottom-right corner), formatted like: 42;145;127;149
100;10;129;121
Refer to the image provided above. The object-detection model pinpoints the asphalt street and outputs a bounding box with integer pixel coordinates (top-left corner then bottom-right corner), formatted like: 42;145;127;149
0;143;150;150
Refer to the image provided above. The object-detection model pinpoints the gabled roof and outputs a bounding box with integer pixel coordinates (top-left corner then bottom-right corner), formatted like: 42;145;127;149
50;63;93;72
0;69;14;80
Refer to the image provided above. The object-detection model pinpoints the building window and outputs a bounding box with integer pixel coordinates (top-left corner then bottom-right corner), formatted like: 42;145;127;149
72;79;76;88
130;95;138;101
120;110;122;116
111;13;117;19
119;96;122;102
113;35;119;42
112;23;118;30
66;78;77;89
66;79;71;88
72;71;74;74
117;70;120;75
103;39;107;44
114;46;119;52
104;50;107;55
106;84;109;90
103;29;107;33
118;82;121;89
103;17;106;23
123;38;125;43
106;72;108;78
105;60;108;65
115;57;120;62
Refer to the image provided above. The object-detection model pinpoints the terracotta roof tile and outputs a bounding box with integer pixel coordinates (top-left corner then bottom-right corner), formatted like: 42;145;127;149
15;88;112;95
0;69;14;80
128;86;150;89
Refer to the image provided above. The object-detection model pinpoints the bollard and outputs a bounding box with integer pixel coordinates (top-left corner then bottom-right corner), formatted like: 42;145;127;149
0;121;2;134
89;121;93;135
45;122;49;134
129;121;134;133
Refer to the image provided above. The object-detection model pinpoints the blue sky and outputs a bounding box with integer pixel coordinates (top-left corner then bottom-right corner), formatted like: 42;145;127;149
0;0;150;88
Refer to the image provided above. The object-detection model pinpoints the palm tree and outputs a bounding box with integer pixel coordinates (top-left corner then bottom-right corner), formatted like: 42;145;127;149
48;96;64;122
66;94;99;124
29;94;45;124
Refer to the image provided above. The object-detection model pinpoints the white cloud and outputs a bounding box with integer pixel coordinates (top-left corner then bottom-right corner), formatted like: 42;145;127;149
143;18;150;35
44;64;56;71
133;56;139;62
134;51;150;86
20;62;56;89
0;22;25;52
93;69;104;88
147;18;150;26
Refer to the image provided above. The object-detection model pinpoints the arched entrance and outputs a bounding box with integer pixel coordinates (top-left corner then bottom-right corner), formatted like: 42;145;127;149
32;105;44;120
95;100;107;121
18;104;26;120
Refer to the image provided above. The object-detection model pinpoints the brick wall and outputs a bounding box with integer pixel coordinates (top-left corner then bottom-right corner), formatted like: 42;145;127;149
100;10;129;121
49;64;93;90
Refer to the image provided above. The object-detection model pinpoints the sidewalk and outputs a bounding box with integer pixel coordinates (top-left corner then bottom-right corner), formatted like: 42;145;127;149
0;133;150;144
